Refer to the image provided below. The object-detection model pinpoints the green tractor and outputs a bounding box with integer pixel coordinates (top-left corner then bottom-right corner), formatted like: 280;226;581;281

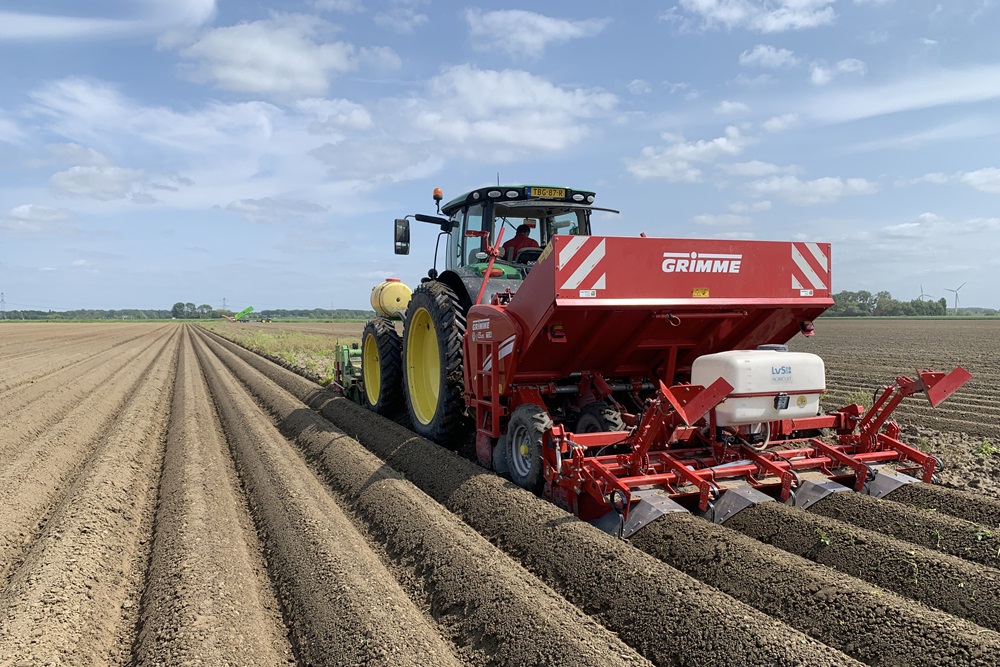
355;185;614;447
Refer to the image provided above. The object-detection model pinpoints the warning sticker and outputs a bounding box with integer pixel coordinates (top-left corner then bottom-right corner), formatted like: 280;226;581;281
692;288;710;298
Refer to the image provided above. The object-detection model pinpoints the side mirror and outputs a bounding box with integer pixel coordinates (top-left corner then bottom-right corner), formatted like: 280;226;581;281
394;218;410;255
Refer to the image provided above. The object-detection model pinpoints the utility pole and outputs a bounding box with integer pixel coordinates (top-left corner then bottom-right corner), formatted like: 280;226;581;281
0;292;6;320
222;297;228;310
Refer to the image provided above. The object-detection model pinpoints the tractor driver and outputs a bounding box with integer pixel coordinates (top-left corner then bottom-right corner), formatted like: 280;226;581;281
502;222;540;261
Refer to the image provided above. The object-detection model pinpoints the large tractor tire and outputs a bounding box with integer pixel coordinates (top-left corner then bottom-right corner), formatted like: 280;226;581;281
401;282;468;445
361;317;403;417
575;401;625;433
504;404;553;493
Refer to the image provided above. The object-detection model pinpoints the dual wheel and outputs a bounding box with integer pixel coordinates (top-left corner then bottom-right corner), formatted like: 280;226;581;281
361;282;468;445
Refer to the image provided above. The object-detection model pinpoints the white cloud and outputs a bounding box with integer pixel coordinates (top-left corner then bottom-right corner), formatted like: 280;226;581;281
803;64;1000;124
668;0;836;33
465;9;609;58
810;58;866;85
50;165;149;201
718;160;799;176
882;212;1000;240
226;197;328;223
375;8;429;34
905;172;950;185
0;204;74;234
413;65;617;156
739;44;799;68
176;14;396;96
0;0;215;41
691;213;751;225
960;168;1000;193
748;175;878;205
312;0;363;12
627;79;652;94
626;126;753;182
761;113;799;132
296;98;374;132
729;200;772;212
714;100;750;114
0;115;22;144
921;37;938;46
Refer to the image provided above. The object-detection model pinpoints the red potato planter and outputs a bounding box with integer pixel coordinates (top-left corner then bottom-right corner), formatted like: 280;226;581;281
348;185;972;536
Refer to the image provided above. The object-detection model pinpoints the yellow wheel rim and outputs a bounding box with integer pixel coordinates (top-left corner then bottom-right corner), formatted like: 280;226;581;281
363;332;381;406
406;307;440;425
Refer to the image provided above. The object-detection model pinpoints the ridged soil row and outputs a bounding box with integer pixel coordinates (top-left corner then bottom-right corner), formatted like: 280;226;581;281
803;488;1000;568
0;324;111;359
196;328;652;667
133;328;295;666
0;327;177;583
0;326;175;460
199;329;858;667
629;512;1000;666
0;326;179;665
0;325;160;395
886;482;1000;528
192;331;465;667
723;501;1000;634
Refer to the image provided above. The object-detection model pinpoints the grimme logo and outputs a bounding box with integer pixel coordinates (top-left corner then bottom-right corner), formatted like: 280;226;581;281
662;251;743;274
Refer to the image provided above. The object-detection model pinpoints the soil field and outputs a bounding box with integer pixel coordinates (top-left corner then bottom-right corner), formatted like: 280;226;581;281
2;321;1000;666
790;318;1000;498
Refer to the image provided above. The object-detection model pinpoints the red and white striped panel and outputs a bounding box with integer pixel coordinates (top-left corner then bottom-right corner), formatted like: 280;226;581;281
557;237;607;291
791;242;829;292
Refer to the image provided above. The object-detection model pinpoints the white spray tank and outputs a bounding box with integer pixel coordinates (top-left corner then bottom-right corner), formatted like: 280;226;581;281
691;345;826;427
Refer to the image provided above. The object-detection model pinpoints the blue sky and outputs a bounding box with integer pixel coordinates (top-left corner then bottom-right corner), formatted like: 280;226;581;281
1;0;999;311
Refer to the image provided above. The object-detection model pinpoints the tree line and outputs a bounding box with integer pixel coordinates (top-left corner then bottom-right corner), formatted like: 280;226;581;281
825;291;997;317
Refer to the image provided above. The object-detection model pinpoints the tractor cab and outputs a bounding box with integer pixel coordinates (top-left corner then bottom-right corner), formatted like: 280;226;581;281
394;185;617;312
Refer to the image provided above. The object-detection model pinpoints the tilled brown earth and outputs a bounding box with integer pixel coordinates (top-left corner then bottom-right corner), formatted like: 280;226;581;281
3;321;999;666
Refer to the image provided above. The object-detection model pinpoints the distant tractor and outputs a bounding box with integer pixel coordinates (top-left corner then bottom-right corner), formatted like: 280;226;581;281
341;184;971;535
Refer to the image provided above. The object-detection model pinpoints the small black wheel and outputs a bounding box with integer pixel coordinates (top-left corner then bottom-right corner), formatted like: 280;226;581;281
505;404;553;493
361;317;403;416
576;401;625;433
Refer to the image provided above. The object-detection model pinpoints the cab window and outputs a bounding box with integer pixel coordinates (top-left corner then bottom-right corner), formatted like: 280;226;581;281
461;204;486;265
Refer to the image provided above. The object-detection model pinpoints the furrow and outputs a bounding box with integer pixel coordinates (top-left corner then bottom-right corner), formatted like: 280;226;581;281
133;328;295;666
723;501;1000;633
0;327;178;665
886;483;1000;528
803;488;1000;568
0;328;175;584
199;328;859;667
629;511;1000;665
196;326;652;667
192;330;465;667
0;325;161;396
0;328;174;462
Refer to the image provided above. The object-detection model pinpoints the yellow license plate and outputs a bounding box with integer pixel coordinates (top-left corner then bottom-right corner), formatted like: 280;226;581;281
530;187;566;199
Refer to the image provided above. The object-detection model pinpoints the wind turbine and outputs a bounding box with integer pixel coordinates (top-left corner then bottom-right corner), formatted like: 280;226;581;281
918;284;931;301
944;282;966;312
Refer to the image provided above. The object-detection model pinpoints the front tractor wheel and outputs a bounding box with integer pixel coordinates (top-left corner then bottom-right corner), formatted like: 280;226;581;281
505;404;554;493
402;282;468;445
361;317;403;417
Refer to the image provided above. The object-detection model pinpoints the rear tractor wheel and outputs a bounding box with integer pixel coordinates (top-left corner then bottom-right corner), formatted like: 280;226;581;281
402;282;469;445
505;404;553;493
361;317;403;417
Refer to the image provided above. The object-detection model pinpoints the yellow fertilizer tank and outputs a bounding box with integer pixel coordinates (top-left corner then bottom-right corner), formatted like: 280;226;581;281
370;278;412;319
